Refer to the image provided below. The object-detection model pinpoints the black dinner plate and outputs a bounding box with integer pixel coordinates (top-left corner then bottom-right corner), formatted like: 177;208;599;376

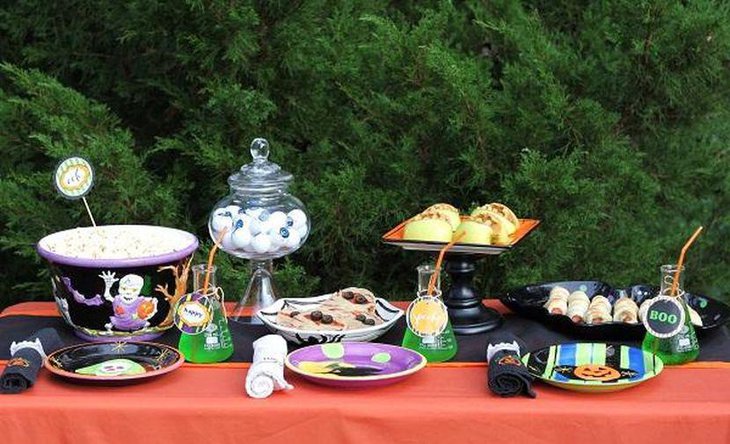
500;281;730;340
45;341;184;384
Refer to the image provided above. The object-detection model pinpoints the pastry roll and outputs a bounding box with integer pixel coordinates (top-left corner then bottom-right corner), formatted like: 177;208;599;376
585;295;612;324
590;295;611;312
613;297;639;323
568;291;590;306
567;300;589;323
544;286;569;315
566;291;590;323
544;298;568;315
549;286;570;301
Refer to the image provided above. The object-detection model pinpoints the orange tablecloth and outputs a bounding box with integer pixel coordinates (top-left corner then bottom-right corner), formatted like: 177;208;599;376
1;302;730;444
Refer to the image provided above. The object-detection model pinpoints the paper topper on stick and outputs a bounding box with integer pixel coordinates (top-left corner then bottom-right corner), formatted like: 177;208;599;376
54;156;97;226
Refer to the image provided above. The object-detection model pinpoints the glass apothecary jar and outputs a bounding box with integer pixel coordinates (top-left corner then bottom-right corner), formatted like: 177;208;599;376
209;138;309;259
208;138;310;323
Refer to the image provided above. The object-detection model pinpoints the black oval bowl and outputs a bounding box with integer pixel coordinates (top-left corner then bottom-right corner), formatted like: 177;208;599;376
500;281;730;340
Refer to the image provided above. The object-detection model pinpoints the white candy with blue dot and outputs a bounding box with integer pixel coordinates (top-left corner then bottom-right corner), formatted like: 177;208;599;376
231;227;252;249
251;233;272;253
211;205;308;255
288;209;307;229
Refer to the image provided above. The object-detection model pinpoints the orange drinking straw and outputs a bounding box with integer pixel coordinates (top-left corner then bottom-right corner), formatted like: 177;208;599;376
670;226;703;296
427;231;466;296
203;227;228;295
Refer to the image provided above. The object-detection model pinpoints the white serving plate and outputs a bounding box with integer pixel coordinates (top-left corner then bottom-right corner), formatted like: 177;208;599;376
257;294;403;345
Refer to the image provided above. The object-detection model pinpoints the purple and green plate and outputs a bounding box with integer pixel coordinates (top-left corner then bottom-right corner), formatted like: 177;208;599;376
285;342;426;388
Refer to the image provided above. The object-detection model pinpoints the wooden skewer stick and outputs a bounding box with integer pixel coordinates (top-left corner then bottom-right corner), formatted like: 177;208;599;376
81;197;97;227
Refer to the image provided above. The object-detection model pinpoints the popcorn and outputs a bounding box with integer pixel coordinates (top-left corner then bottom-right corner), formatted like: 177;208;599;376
41;226;184;259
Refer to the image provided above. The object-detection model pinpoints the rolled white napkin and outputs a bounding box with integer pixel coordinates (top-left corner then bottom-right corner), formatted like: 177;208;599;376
245;335;293;399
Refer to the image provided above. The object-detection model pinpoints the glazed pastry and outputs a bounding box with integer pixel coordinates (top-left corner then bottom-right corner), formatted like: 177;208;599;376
454;217;493;245
471;204;518;235
471;211;512;245
403;212;453;242
613;297;639;323
585;295;612;324
485;203;520;231
422;204;461;231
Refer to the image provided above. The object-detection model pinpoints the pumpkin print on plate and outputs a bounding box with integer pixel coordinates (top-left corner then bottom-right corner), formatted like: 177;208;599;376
522;343;663;393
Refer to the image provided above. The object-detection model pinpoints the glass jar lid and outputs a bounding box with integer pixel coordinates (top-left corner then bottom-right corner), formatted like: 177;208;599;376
227;138;293;193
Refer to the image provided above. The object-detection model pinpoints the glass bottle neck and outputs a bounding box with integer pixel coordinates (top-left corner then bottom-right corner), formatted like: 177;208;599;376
659;265;685;297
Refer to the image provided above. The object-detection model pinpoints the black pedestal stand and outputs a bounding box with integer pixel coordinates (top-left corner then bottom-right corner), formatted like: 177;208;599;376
443;254;503;335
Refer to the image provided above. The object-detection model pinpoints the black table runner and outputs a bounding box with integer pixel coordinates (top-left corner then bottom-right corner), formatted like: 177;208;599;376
1;314;729;362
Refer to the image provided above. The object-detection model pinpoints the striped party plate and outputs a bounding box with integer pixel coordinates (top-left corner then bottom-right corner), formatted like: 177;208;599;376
522;343;664;393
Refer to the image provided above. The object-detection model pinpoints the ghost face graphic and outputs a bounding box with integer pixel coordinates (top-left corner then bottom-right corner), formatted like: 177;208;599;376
118;274;144;304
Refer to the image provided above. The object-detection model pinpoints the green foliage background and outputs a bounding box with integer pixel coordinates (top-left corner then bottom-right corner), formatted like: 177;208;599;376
0;0;728;309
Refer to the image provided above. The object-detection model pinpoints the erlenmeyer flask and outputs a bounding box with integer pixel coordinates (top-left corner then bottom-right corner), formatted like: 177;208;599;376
178;264;234;363
402;264;458;362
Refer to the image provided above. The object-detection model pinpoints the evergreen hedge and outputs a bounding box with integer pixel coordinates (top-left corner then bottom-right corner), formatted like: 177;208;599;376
0;1;728;309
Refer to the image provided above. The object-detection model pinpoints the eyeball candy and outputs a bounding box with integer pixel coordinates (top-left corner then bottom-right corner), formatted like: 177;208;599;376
225;204;242;214
251;233;272;254
233;213;252;232
269;227;285;248
231;228;252;249
267;211;288;231
248;219;262;236
288;209;307;229
245;207;262;217
270;227;292;249
284;228;301;249
295;224;308;240
211;211;233;233
221;231;237;252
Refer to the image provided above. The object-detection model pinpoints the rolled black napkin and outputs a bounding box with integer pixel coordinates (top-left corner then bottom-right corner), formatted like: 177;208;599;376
486;333;536;398
1;328;63;394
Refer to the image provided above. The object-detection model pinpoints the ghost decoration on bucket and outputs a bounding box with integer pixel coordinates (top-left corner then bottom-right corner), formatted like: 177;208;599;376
99;272;159;332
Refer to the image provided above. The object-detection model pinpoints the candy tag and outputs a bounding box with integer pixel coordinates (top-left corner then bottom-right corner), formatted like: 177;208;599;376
174;292;214;335
406;294;448;338
54;157;94;199
642;296;685;338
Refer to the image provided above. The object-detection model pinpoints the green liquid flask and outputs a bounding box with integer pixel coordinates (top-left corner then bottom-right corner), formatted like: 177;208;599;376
178;264;234;363
641;264;699;365
401;264;458;362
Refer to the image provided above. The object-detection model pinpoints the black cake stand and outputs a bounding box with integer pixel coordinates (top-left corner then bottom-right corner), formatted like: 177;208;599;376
382;219;540;335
